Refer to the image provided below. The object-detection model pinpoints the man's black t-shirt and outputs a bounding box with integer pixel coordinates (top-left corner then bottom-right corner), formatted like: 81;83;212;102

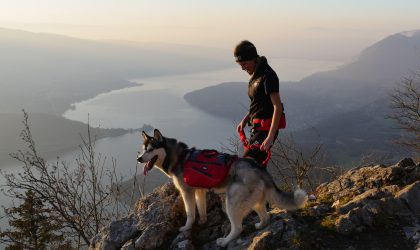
248;56;279;121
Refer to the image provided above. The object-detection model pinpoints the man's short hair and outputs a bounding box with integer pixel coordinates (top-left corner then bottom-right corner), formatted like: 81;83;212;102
234;40;258;62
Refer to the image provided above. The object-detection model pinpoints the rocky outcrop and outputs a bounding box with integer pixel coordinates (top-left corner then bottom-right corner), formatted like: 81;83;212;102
315;158;419;248
90;158;419;249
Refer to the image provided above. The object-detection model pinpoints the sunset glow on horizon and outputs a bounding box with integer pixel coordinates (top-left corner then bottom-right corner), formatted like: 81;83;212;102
1;0;420;60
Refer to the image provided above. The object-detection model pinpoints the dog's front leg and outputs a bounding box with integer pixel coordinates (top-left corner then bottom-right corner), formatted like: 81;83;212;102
195;189;207;225
179;190;196;232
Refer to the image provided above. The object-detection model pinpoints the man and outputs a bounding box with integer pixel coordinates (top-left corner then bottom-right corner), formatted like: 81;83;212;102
235;40;285;166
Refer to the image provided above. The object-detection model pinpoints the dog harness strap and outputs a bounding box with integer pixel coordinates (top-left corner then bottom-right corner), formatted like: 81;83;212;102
238;129;271;166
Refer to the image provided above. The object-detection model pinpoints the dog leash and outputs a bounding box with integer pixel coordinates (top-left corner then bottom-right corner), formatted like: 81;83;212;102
238;129;271;166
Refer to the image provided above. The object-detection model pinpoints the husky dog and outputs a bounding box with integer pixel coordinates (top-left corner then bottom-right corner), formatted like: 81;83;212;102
137;129;308;247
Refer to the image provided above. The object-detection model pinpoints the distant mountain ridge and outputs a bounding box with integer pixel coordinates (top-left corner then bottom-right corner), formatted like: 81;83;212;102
294;29;420;110
0;27;231;114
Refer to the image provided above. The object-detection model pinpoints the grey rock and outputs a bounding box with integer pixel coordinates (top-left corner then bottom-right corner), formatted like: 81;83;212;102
336;213;357;235
195;225;222;243
316;158;419;203
175;240;194;250
135;222;173;249
203;206;225;227
363;200;382;215
121;240;135;250
308;204;331;216
396;181;420;215
397;158;416;168
359;207;373;227
90;213;140;250
347;208;361;224
171;231;193;249
200;241;221;250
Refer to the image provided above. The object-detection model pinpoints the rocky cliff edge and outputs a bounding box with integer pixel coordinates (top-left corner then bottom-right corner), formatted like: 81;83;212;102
90;158;419;250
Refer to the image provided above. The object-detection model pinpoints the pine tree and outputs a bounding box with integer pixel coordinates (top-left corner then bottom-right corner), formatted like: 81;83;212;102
0;190;72;250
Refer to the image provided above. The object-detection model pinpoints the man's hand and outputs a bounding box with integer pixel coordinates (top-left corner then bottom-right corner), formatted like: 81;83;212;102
237;116;249;133
260;136;274;151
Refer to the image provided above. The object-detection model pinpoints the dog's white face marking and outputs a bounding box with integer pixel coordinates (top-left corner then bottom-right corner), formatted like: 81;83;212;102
138;147;166;165
152;148;166;166
138;130;168;175
138;137;156;160
138;150;154;162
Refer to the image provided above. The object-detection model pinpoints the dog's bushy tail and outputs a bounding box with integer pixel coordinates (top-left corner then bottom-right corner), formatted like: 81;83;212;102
267;186;308;210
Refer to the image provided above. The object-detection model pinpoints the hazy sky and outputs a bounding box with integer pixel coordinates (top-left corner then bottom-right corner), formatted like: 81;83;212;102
1;0;420;60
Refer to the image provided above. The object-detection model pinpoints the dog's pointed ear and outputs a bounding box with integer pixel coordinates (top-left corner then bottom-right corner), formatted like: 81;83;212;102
141;131;150;141
154;129;164;142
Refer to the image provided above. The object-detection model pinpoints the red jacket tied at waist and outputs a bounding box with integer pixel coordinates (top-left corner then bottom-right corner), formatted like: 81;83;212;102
252;114;286;131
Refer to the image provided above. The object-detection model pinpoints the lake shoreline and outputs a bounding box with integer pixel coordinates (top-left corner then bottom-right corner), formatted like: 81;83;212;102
0;112;151;169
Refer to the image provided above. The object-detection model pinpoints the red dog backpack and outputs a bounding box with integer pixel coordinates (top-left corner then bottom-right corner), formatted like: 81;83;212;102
183;149;238;188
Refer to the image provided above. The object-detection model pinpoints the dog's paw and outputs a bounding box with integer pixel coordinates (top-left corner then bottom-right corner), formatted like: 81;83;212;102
216;237;228;247
198;217;207;225
179;225;191;232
